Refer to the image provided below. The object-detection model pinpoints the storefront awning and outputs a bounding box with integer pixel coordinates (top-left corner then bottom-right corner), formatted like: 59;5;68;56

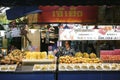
6;6;42;20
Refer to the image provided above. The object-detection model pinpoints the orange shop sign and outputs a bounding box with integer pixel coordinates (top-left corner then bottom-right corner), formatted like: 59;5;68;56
38;6;98;23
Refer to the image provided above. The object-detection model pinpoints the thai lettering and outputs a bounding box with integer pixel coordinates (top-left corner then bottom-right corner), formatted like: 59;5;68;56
52;7;83;17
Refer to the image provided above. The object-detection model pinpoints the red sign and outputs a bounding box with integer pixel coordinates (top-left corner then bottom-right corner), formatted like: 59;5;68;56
100;50;120;62
38;6;98;23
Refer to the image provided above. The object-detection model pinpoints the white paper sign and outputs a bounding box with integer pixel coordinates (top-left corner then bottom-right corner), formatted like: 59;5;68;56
59;25;120;40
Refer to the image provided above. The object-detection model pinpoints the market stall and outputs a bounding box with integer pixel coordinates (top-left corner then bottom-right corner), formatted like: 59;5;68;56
0;6;120;80
0;50;56;80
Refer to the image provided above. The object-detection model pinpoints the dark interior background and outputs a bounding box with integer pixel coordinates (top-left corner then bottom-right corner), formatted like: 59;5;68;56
0;0;119;6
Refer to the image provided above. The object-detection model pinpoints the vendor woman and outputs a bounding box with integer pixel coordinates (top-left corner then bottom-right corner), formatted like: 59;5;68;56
56;41;75;57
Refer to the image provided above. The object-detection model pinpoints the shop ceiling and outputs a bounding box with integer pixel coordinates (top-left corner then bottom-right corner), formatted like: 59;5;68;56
0;0;119;6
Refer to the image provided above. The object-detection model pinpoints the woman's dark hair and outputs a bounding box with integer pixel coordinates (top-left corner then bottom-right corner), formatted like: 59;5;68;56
68;41;71;45
65;41;71;46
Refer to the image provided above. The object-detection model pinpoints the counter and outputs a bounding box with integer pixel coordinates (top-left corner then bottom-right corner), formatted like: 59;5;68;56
58;71;120;80
0;65;120;80
0;66;55;80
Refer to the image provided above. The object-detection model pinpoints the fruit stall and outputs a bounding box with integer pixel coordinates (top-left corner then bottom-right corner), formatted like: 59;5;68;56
56;24;120;80
0;23;120;80
0;49;120;80
0;6;120;80
58;55;120;80
0;24;120;80
0;50;56;80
